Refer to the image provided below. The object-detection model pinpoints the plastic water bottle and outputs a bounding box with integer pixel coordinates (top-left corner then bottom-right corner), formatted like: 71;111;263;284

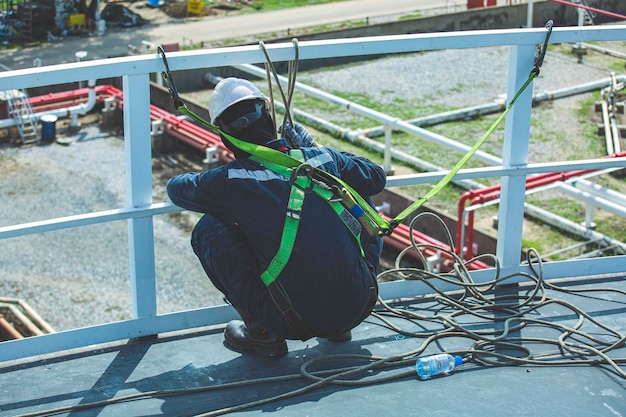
415;353;463;380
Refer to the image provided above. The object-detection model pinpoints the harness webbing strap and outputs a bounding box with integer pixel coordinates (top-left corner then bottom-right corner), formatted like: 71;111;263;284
257;156;366;288
314;184;365;256
254;161;366;341
266;280;314;341
260;176;306;286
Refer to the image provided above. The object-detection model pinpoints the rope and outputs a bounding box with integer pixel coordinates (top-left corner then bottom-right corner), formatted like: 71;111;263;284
286;38;299;125
259;39;300;140
263;60;277;134
20;214;626;417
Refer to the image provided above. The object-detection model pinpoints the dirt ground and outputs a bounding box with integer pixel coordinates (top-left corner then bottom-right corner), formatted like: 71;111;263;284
128;0;246;23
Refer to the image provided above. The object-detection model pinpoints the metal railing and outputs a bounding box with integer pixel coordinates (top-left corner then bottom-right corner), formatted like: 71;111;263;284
1;25;626;362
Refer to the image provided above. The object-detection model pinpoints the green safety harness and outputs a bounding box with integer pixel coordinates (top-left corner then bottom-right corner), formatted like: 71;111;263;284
157;21;553;340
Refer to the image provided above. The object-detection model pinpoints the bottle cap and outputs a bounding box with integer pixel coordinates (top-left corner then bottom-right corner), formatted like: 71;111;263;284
454;356;463;366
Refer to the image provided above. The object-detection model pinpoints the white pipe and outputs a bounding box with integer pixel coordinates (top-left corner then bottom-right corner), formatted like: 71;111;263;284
383;123;393;172
581;43;626;60
572;178;626;208
524;203;626;253
601;98;614;155
557;181;626;218
0;79;97;129
363;76;626;138
233;63;503;166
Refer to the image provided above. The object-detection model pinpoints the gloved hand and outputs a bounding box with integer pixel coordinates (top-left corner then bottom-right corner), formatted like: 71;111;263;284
280;121;317;148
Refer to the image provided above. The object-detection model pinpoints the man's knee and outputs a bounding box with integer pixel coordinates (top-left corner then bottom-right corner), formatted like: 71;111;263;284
191;214;222;252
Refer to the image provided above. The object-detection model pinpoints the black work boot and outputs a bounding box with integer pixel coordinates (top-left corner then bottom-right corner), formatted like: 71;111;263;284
324;330;352;343
224;320;288;357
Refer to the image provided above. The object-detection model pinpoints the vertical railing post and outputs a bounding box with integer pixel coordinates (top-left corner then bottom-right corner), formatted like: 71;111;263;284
584;201;595;229
527;0;534;28
384;122;393;174
496;44;535;268
123;74;157;319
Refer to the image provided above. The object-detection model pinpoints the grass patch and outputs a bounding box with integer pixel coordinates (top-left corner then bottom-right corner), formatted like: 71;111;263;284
400;13;423;21
522;237;544;253
250;0;343;12
533;197;585;221
594;215;626;243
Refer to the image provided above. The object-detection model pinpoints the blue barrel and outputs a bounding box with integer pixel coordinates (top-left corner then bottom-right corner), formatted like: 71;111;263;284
40;114;58;143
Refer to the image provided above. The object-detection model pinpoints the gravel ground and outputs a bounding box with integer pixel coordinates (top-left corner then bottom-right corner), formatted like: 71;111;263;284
1;33;624;331
0;121;224;331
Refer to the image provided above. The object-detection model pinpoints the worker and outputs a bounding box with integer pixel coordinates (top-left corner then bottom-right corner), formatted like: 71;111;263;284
166;77;385;357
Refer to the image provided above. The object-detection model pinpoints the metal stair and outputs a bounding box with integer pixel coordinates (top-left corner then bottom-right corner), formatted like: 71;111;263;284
6;89;39;145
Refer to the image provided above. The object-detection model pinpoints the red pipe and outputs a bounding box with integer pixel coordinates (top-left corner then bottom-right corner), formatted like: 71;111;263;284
461;169;592;257
83;85;236;165
92;85;233;163
28;84;232;161
381;214;490;271
456;151;626;260
457;168;594;255
18;84;232;161
0;314;23;340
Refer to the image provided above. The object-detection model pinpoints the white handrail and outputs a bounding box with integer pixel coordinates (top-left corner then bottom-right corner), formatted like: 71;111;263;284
1;25;626;363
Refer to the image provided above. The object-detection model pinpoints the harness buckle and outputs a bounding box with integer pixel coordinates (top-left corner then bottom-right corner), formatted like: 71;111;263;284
380;220;399;236
286;208;301;219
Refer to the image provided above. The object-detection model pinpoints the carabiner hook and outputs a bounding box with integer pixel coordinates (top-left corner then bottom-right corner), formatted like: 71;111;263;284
380;220;398;237
532;20;554;76
157;46;184;107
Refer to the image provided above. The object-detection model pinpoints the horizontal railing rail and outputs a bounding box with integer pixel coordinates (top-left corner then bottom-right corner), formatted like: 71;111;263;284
1;25;625;363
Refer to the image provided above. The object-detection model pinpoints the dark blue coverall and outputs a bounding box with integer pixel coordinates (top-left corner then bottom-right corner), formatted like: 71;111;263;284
166;139;386;339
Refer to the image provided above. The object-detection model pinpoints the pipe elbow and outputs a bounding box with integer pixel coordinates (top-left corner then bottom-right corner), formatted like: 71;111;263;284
70;81;97;116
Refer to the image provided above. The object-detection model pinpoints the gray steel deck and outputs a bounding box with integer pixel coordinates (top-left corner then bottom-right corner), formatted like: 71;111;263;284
2;274;624;417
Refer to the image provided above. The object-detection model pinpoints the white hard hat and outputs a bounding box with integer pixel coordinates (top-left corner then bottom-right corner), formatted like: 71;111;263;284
208;77;267;124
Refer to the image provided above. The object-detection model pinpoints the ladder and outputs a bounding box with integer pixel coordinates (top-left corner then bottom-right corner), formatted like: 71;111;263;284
6;89;39;145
